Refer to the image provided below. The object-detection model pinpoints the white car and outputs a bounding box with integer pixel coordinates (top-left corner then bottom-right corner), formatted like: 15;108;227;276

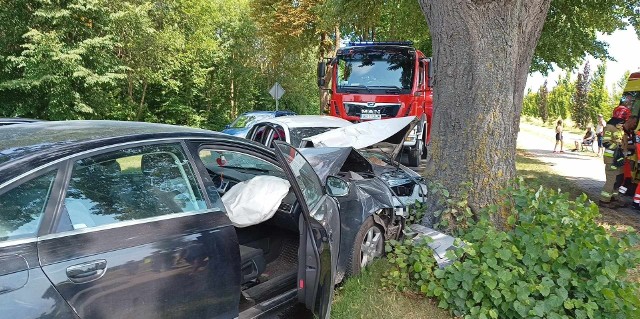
245;115;352;147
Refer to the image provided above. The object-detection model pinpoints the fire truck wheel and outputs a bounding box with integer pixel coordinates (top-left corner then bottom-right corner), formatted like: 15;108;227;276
421;136;428;159
408;143;421;167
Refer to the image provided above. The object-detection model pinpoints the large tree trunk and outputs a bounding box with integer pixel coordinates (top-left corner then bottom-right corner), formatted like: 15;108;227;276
418;0;551;227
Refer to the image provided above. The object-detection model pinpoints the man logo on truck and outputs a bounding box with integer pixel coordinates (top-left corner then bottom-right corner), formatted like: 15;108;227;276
317;41;433;167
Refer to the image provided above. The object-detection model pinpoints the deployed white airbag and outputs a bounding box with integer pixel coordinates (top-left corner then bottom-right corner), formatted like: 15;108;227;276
221;176;291;228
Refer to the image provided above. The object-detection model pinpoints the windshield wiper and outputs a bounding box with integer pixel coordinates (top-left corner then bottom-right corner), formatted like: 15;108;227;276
339;85;371;93
368;85;402;94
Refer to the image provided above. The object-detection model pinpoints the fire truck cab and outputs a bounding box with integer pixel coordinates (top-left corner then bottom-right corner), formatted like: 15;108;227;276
318;42;433;167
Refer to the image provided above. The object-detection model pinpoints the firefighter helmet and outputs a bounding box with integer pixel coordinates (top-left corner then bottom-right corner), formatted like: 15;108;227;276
613;105;631;120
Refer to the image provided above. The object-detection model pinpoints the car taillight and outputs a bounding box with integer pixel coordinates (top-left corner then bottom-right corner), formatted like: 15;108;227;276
299;279;305;289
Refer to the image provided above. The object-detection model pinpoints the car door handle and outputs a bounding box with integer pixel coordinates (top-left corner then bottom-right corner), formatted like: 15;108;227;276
66;259;107;284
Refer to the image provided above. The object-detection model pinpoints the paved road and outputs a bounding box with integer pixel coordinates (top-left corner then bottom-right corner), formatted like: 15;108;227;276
517;123;640;228
517;123;604;198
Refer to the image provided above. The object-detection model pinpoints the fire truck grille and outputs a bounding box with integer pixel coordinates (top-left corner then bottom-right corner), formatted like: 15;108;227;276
344;103;401;118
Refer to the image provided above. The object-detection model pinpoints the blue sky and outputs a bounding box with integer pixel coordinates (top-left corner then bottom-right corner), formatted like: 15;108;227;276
526;26;640;93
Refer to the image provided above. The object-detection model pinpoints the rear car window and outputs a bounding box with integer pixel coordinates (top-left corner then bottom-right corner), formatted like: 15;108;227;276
0;170;57;241
58;144;208;232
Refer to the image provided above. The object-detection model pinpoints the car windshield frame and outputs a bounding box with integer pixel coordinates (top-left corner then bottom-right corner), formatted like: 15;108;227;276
336;48;415;94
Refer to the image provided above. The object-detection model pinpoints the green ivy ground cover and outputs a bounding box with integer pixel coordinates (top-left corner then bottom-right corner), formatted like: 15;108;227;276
385;181;640;319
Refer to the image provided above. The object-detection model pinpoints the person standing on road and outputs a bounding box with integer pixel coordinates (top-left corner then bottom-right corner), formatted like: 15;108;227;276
553;119;564;153
596;114;606;156
600;107;631;207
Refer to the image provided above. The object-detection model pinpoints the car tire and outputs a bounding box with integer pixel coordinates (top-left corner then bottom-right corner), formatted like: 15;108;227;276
347;218;384;276
407;142;421;167
421;135;428;159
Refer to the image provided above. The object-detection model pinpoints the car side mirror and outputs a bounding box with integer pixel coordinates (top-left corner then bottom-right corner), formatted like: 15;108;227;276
325;176;349;197
224;124;230;129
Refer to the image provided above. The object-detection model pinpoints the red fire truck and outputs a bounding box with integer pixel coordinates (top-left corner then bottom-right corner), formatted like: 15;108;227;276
317;41;433;166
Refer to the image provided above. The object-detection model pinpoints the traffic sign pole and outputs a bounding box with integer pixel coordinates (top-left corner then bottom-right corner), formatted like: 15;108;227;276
269;82;285;111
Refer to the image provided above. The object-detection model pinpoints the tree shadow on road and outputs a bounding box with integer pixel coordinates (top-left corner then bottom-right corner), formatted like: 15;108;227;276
521;148;595;161
517;150;640;227
517;152;590;199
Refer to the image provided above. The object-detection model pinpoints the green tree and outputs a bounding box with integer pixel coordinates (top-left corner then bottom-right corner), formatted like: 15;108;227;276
522;89;539;118
417;0;639;224
612;70;631;107
0;0;123;119
418;0;553;224
537;81;549;123
327;0;432;53
547;73;574;121
573;62;591;129
533;0;640;73
588;63;611;125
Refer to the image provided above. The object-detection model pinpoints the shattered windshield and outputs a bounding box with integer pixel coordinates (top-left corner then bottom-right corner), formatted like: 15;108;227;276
336;48;415;94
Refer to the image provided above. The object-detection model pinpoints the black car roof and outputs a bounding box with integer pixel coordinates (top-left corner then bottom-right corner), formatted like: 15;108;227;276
0;120;222;183
0;117;43;124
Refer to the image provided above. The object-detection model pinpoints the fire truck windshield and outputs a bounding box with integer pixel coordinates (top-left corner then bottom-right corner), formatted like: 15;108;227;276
336;49;414;94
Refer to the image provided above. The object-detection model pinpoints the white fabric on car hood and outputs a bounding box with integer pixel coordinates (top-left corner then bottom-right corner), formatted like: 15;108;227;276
221;175;291;228
301;116;415;149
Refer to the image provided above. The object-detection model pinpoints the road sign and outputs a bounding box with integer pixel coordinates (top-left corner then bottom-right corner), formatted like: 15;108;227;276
269;82;285;111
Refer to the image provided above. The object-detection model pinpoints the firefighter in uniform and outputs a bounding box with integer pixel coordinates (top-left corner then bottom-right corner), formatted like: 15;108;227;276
600;106;632;207
618;118;638;195
633;125;640;208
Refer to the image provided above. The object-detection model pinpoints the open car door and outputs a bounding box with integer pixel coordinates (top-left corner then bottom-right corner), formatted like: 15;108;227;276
272;141;340;319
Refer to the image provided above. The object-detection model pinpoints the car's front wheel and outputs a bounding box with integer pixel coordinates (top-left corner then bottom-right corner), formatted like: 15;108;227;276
347;218;384;276
407;141;421;167
421;134;428;159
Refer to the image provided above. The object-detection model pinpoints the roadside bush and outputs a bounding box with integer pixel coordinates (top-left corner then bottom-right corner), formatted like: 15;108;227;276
385;181;640;319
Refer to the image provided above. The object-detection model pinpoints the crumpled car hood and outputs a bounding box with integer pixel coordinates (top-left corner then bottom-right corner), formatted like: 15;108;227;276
301;116;418;162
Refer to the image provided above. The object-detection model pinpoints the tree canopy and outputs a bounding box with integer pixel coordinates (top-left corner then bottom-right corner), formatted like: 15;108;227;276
1;0;637;128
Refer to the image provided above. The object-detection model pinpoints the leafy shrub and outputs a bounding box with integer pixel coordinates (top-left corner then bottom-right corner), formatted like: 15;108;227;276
385;181;640;319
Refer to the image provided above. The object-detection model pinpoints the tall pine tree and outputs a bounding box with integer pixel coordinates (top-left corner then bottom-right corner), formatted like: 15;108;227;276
573;61;591;129
538;80;549;123
588;63;611;124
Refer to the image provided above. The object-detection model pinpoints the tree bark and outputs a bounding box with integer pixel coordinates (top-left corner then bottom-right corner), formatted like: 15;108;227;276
334;25;341;52
418;0;551;227
134;79;148;121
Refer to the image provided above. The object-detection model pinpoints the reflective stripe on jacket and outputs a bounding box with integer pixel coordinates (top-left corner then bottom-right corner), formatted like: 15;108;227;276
603;123;624;164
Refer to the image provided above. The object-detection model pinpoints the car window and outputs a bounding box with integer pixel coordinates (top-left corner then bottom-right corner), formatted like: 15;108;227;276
199;149;284;177
0;170;57;242
58;144;207;232
251;125;271;145
198;149;286;198
274;143;324;209
269;125;287;148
